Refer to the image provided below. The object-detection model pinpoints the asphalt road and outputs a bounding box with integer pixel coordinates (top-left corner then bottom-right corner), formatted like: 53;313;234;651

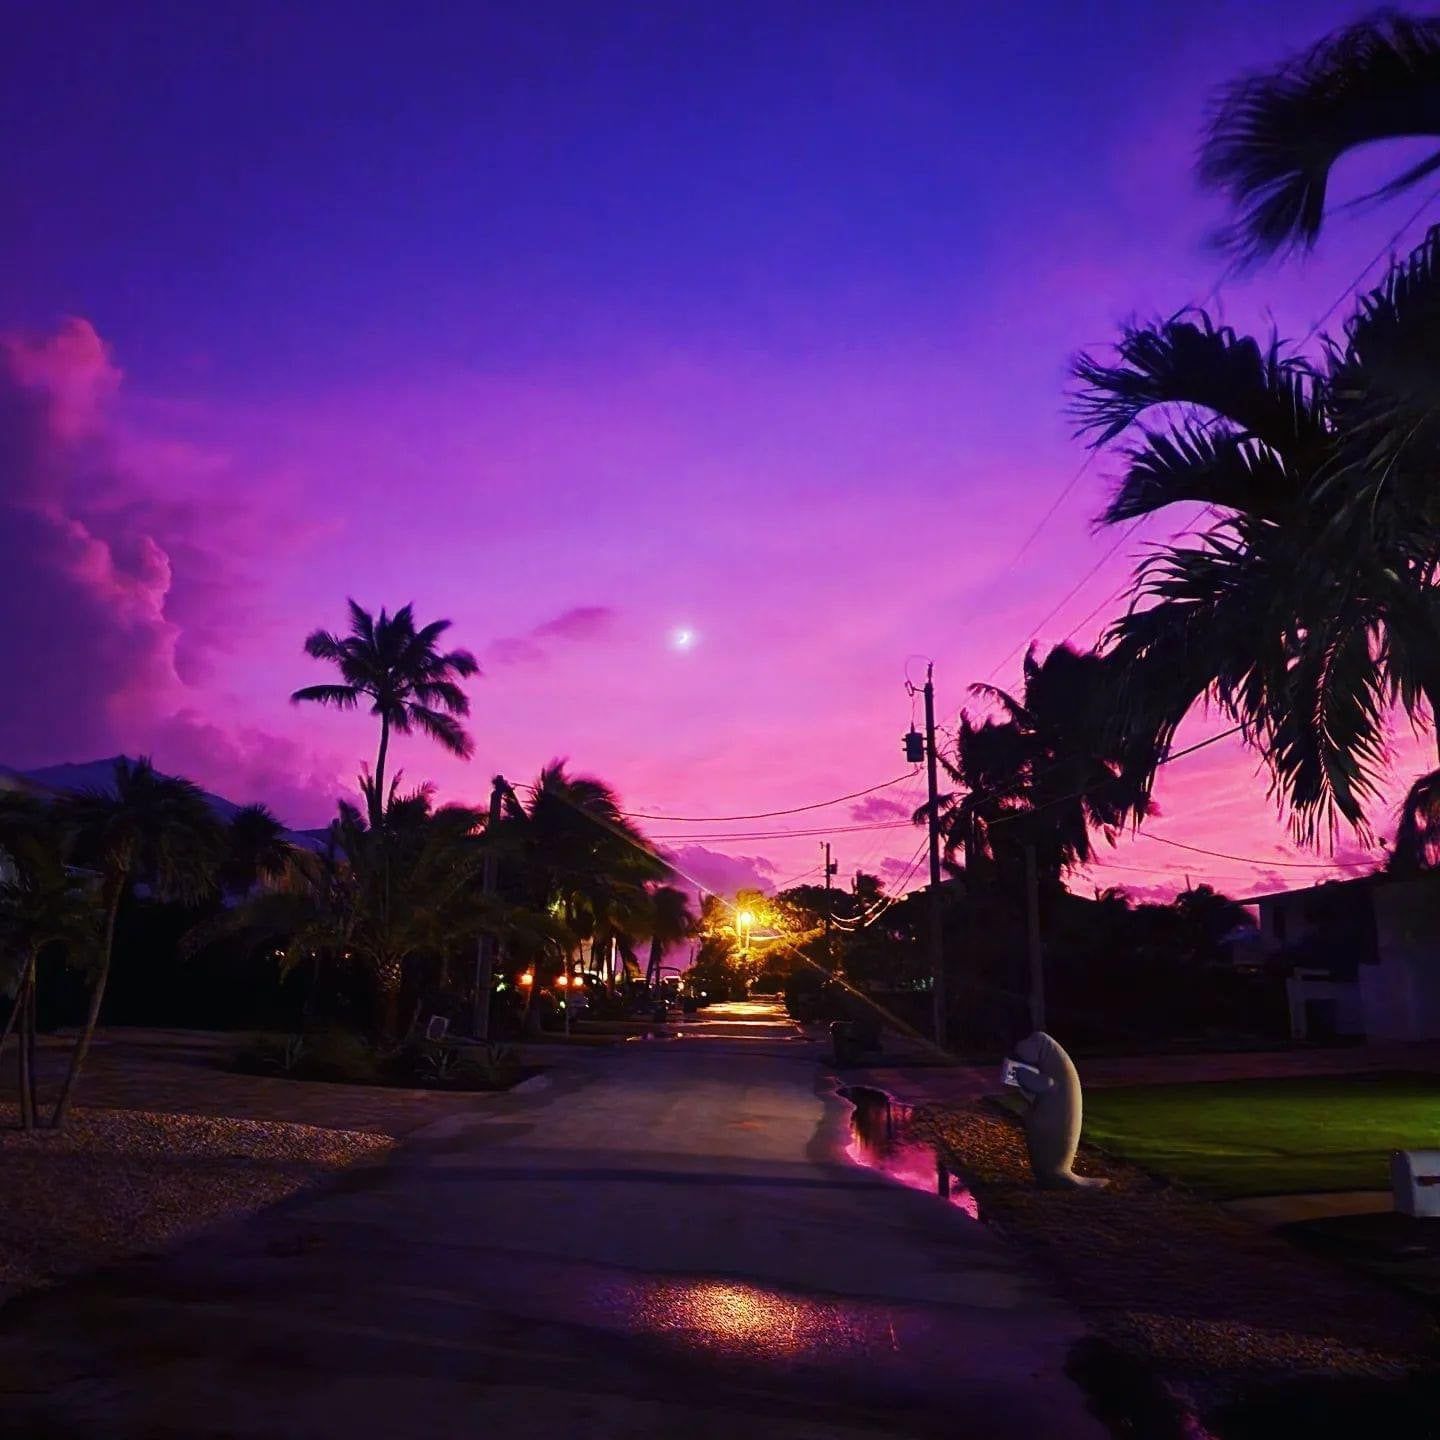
0;1000;1106;1438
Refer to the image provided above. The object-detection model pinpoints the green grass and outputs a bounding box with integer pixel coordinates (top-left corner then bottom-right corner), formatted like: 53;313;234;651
1081;1073;1440;1199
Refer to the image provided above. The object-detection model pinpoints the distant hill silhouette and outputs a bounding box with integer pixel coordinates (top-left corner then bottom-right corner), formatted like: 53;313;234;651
14;756;328;850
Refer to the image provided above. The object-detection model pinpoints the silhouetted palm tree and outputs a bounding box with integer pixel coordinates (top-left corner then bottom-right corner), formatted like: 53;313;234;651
220;803;298;895
1201;13;1440;262
0;797;101;1129
934;645;1150;885
496;762;669;992
1074;254;1440;844
1389;769;1440;872
643;885;696;991
292;601;479;828
52;758;220;1126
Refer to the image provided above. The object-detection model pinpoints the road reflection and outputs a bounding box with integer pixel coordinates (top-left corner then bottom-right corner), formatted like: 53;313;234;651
618;1277;881;1360
843;1087;980;1219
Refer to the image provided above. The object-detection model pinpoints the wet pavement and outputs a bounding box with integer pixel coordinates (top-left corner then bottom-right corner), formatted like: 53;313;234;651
0;1000;1106;1438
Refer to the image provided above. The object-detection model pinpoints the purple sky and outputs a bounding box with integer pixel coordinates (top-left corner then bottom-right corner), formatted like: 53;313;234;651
2;1;1433;902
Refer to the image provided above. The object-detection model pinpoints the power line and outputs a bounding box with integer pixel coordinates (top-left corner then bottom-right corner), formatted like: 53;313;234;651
1299;183;1440;346
983;517;1146;682
620;771;917;824
984;192;1440;693
984;723;1244;834
1135;831;1375;871
649;818;915;843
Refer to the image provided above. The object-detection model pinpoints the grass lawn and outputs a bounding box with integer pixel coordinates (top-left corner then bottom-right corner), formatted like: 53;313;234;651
1081;1072;1440;1199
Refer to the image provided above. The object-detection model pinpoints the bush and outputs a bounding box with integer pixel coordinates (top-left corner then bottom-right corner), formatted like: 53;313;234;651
234;1031;526;1091
233;1027;380;1085
389;1039;522;1090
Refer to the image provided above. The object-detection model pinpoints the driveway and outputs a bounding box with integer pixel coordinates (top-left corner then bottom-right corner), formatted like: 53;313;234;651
0;1001;1105;1438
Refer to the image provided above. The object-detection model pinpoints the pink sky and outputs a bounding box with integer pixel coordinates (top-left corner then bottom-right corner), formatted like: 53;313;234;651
2;2;1435;904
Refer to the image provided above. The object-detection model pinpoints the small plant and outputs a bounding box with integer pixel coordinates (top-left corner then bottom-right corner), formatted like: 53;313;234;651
468;1042;520;1088
234;1032;308;1076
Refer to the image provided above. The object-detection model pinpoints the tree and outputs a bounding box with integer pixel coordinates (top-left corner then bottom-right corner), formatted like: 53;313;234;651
51;758;221;1127
322;789;490;1038
933;644;1151;886
642;885;696;991
0;797;101;1129
494;762;669;996
1389;770;1440;873
220;803;299;896
1073;273;1440;846
1200;13;1440;262
292;601;479;828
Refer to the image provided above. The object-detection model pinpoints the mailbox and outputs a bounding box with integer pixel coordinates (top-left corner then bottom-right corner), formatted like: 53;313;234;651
1392;1149;1440;1217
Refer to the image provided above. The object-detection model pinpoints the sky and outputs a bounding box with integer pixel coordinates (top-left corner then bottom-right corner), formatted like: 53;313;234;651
1;0;1434;904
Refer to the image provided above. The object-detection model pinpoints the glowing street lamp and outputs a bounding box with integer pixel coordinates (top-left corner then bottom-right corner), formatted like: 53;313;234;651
735;907;756;957
518;970;534;989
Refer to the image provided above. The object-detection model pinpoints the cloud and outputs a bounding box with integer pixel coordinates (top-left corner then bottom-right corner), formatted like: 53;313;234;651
488;603;618;668
878;853;926;886
532;605;616;641
659;844;778;902
0;319;186;762
145;710;350;829
0;318;312;781
488;636;547;666
849;796;910;823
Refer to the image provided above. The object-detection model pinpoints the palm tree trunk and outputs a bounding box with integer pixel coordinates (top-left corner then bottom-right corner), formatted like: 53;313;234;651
51;881;122;1131
17;971;35;1131
0;948;37;1068
371;715;392;829
24;973;39;1127
375;956;402;1041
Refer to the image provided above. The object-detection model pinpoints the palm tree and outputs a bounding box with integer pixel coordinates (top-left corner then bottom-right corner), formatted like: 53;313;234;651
642;885;696;991
51;758;220;1127
1200;13;1440;262
933;644;1151;885
0;797;101;1129
220;804;299;896
1389;770;1440;873
292;601;480;828
495;762;670;996
1072;264;1440;845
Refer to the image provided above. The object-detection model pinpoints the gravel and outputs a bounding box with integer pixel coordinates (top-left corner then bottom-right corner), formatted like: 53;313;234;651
0;1105;392;1306
905;1102;1440;1417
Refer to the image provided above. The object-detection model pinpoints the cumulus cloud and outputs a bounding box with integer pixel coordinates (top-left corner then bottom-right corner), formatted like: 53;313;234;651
489;604;618;667
0;319;188;761
0;318;352;820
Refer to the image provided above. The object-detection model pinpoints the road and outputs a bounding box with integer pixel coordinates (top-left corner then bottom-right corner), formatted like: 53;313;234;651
0;1000;1105;1439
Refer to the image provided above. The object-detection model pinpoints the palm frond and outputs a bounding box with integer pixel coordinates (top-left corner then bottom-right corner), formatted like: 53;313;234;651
290;683;361;709
1200;13;1440;261
1072;314;1321;454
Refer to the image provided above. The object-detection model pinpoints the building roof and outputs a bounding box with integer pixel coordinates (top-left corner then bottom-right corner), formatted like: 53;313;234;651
1241;867;1440;905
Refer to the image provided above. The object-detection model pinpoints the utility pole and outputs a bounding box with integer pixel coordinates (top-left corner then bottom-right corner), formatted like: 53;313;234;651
822;841;838;974
472;774;507;1041
923;664;946;1048
1024;841;1046;1033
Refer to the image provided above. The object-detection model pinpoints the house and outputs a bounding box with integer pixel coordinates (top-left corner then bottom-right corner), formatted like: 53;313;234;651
1245;872;1440;1041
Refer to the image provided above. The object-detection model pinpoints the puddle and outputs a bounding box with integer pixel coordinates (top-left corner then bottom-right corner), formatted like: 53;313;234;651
840;1086;979;1219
